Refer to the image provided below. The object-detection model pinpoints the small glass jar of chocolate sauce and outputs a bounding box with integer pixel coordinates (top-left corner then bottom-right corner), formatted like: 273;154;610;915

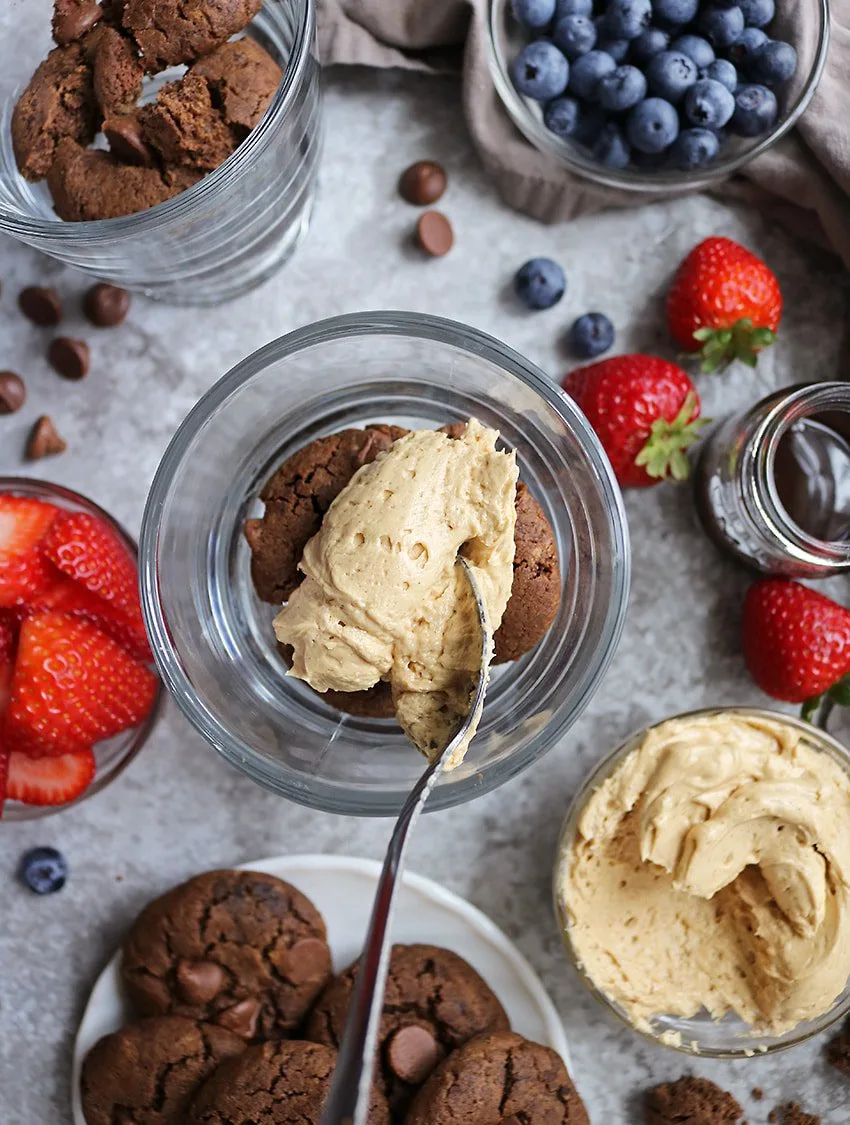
695;382;850;577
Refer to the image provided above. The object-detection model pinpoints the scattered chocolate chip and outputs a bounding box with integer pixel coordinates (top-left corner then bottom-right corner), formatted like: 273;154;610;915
26;415;67;460
83;282;131;327
53;0;103;44
175;959;226;1005
399;160;447;206
104;116;155;167
752;1088;764;1101
280;937;330;985
18;286;62;327
216;998;261;1039
0;372;26;415
48;336;90;380
415;211;454;258
385;1026;440;1085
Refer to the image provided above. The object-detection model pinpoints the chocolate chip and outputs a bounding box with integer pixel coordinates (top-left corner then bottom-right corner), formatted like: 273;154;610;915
216;998;261;1040
84;282;131;327
175;959;226;1005
399;161;447;206
104;116;154;167
415;211;454;257
280;937;330;985
48;337;90;380
53;0;103;44
0;372;26;415
26;416;67;460
385;1026;440;1085
18;286;62;327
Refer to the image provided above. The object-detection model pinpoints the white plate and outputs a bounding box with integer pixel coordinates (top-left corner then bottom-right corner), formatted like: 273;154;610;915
72;854;570;1125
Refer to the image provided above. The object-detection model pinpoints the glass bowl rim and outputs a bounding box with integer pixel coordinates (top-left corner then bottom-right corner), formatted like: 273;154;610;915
139;309;632;816
485;0;831;194
552;704;850;1056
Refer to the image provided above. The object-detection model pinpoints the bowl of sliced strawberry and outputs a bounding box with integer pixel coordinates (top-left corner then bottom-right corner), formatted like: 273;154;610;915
0;479;161;820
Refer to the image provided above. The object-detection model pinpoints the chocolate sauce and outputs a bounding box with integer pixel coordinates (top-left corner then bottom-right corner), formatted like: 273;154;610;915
773;418;850;542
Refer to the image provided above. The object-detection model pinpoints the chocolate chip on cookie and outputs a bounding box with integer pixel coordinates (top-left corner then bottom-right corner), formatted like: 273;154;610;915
53;0;103;45
186;1039;390;1125
122;0;263;72
305;943;509;1118
190;37;283;132
80;1015;246;1125
122;870;332;1040
645;1076;744;1125
406;1030;589;1125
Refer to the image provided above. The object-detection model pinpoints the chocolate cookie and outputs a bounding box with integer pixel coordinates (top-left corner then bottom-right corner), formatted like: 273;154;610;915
53;0;104;44
191;37;283;131
645;1076;744;1125
140;74;238;171
89;25;144;116
186;1040;390;1125
305;943;509;1117
406;1030;589;1125
122;0;263;72
122;870;332;1040
80;1015;246;1125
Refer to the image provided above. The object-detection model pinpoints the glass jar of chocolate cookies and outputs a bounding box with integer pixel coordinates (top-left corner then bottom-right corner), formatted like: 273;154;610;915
0;0;322;304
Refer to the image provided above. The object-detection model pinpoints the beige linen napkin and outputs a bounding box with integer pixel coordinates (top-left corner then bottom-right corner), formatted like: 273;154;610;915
317;0;850;268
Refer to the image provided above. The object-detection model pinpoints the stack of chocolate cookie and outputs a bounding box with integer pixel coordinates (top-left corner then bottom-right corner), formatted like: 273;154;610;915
245;424;562;720
80;868;588;1125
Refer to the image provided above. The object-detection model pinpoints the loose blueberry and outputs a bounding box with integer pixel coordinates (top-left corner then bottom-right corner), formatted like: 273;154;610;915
701;57;738;91
647;50;698;103
553;14;597;58
570;49;618;99
543;95;582;138
631;28;670;65
19;847;68;895
671;34;715;69
514;258;567;310
568;312;616;358
699;5;745;49
651;0;698;22
511;0;557;30
738;0;775;26
510;40;571;101
750;39;798;85
627;96;680;152
604;0;652;39
671;127;721;168
684;77;735;128
730;82;778;134
592;122;632;167
596;35;631;62
555;0;593;15
597;64;648;111
727;26;768;69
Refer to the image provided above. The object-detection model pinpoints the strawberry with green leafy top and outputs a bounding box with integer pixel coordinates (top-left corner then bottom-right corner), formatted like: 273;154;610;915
562;354;708;488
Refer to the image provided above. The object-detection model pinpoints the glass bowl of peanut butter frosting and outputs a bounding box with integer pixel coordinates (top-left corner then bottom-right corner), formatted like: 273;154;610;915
554;707;850;1056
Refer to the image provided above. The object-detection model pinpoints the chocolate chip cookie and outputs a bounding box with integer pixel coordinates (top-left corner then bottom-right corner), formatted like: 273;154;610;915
80;1015;246;1125
406;1031;589;1125
187;1040;390;1125
122;0;263;72
122;870;332;1040
305;943;509;1117
645;1076;743;1125
191;37;283;132
140;74;239;171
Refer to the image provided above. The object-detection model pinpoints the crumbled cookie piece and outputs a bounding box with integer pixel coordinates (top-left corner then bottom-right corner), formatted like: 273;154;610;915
139;74;237;170
772;1103;821;1125
52;0;103;44
827;1017;850;1077
122;0;263;72
191;36;282;131
646;1076;743;1124
89;25;143;115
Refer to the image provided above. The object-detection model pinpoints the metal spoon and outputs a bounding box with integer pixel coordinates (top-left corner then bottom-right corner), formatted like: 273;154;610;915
320;557;491;1125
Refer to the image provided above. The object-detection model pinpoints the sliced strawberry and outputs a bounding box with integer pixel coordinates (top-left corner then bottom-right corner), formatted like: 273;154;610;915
5;613;158;758
6;748;95;806
0;496;60;607
0;612;16;666
30;576;152;662
42;510;141;618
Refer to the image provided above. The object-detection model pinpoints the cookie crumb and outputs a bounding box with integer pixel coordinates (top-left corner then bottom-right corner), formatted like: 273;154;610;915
752;1088;763;1101
826;1019;850;1077
773;1104;821;1125
646;1076;743;1124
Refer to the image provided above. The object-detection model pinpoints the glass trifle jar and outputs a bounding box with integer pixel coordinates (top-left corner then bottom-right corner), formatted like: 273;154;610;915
0;0;321;305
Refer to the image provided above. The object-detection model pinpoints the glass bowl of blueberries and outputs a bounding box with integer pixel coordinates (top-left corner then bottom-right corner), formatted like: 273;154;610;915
487;0;829;186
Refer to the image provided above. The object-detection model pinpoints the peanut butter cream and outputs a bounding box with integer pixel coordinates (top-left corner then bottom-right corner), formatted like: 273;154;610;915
560;713;850;1037
273;419;517;764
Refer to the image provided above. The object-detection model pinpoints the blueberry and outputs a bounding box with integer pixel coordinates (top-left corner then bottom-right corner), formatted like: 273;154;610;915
597;64;648;110
738;0;774;26
597;35;631;62
701;57;738;91
19;847;68;895
684;78;735;128
671;127;721;168
627;96;680;151
510;41;570;101
671;34;715;69
651;0;698;21
750;39;798;85
514;258;567;310
647;50;698;103
543;95;582;138
630;28;670;65
555;0;593;15
727;26;768;68
573;102;609;144
730;82;778;134
553;14;597;58
511;0;557;30
604;0;652;39
699;5;745;48
568;312;616;358
570;50;618;99
592;122;632;166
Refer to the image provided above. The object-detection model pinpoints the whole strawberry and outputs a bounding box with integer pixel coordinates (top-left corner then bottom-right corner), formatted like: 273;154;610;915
742;579;850;713
562;355;707;488
667;237;782;371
